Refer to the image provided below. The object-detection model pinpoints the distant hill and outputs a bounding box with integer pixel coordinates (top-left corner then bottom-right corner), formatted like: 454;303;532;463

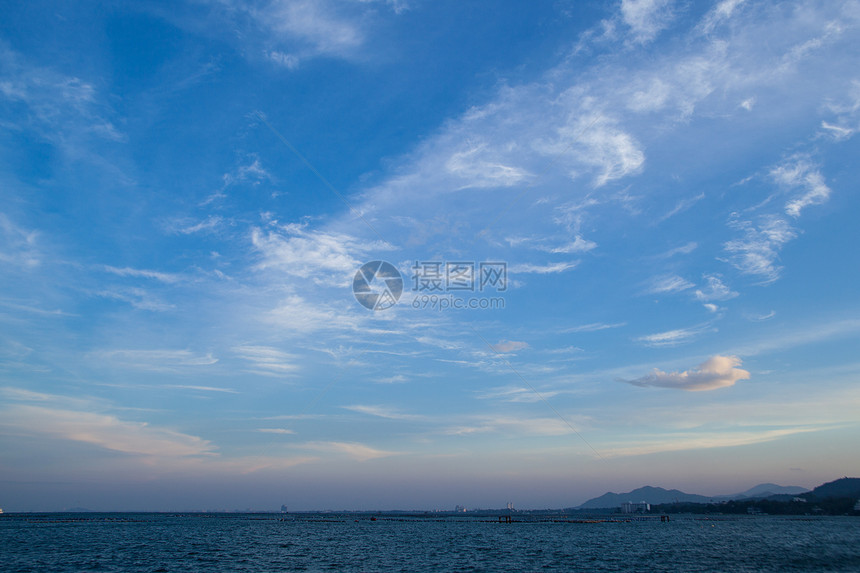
577;486;713;509
716;483;809;501
803;477;860;500
731;483;809;499
577;483;811;509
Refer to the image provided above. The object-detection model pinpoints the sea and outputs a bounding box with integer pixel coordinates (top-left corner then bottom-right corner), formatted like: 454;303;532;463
2;512;860;572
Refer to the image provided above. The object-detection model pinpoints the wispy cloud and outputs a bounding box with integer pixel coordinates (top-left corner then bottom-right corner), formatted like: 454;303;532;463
342;404;422;420
92;349;218;371
561;322;626;333
771;156;832;218
636;323;713;347
300;440;400;461
645;274;695;295
695;274;738;302
508;261;579;274
723;216;795;284
620;0;676;44
257;428;296;434
624;355;750;391
0;214;40;268
233;345;299;375
103;266;183;284
0;404;215;457
656;192;705;223
491;340;529;353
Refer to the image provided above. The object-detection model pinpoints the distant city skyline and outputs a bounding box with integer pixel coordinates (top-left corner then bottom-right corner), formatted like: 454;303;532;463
1;0;859;512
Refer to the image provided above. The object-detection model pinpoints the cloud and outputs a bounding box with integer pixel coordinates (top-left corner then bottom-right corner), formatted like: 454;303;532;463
636;323;713;347
620;0;676;44
508;261;579;274
699;0;748;34
103;266;183;284
601;426;819;458
695;274;738;302
233;345;299;375
300;441;399;461
251;223;388;285
0;45;122;143
624;355;750;391
561;322;626;333
257;428;296;434
476;385;561;403
0;214;40;268
92;349;218;371
165;215;225;235
656;192;705;223
771;157;832;218
491;340;529;353
342;404;422;420
723;216;796;283
444;415;584;437
445;144;531;189
265;295;362;334
0;405;215;457
645;274;695;295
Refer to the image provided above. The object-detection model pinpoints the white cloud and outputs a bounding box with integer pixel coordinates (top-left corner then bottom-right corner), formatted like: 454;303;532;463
601;427;819;458
658;242;697;258
646;274;695;295
636;323;712;347
0;214;40;268
699;0;748;34
508;261;579;274
103;265;183;284
476;385;561;403
445;415;584;437
251;224;385;285
92;349;218;370
723;216;796;283
445;144;531;189
0;405;215;457
166;215;225;235
300;440;400;461
95;287;174;312
620;0;676;43
695;274;738;302
625;354;750;391
657;192;705;223
257;428;296;434
233;345;299;375
0;45;122;142
563;114;646;187
265;295;361;334
771;157;832;218
561;322;626;333
491;340;529;353
342;404;422;420
265;50;300;69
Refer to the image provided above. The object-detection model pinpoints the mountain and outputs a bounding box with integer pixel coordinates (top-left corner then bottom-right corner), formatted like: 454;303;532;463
803;477;860;500
577;486;714;509
578;483;811;509
721;483;809;500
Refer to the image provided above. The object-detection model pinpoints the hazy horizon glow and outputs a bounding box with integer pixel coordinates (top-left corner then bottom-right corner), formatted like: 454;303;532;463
1;0;859;512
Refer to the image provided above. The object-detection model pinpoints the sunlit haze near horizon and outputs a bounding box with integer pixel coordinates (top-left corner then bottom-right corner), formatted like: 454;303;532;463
1;0;859;512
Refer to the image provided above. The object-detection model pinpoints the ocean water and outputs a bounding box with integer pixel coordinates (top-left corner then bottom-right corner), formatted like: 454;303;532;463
2;513;860;572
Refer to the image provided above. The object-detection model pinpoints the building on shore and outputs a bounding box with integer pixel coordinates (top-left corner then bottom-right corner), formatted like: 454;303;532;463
620;501;650;513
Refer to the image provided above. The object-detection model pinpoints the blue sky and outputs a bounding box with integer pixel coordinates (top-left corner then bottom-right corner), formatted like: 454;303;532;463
1;0;859;512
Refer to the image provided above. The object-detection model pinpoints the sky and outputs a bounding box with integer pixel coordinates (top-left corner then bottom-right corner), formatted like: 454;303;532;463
1;0;859;512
